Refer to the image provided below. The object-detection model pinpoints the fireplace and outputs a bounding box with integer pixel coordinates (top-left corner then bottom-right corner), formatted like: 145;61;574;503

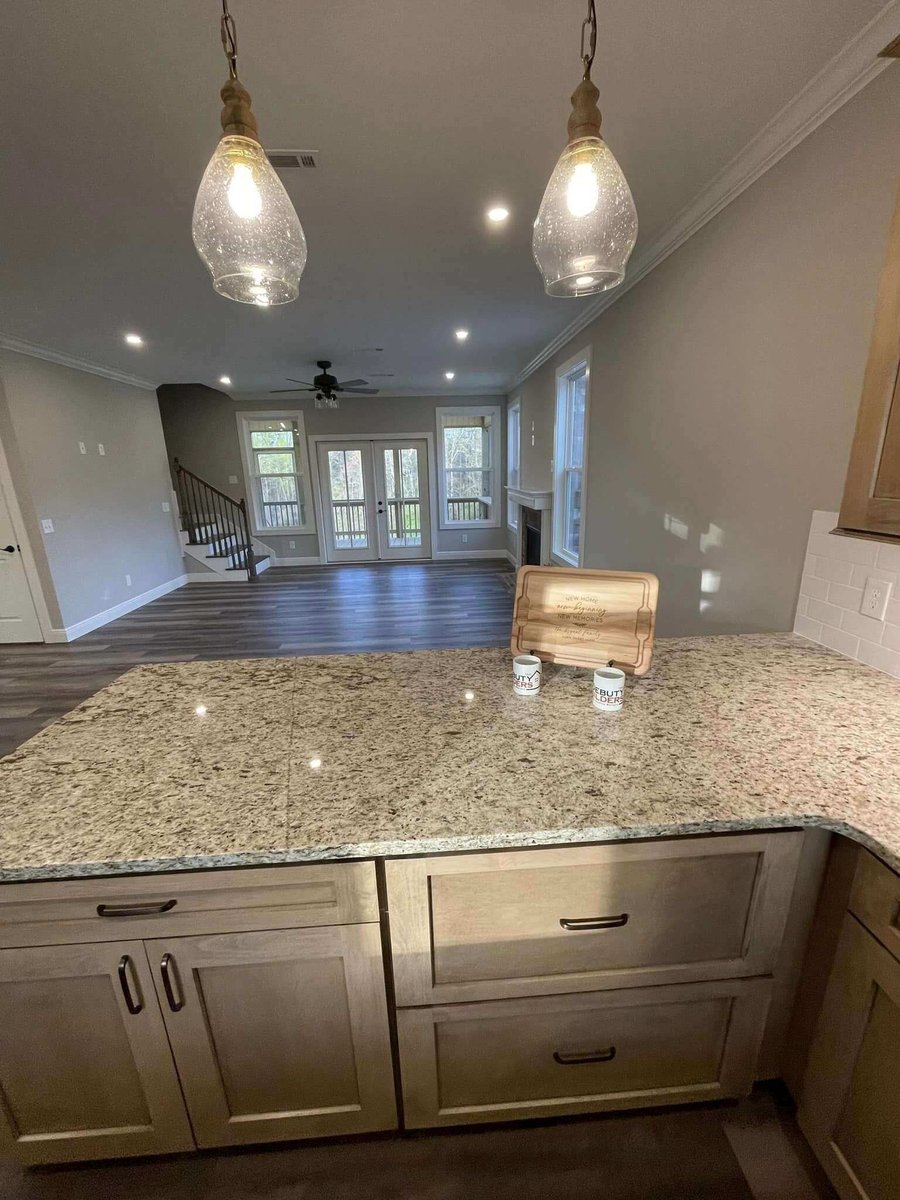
521;507;543;566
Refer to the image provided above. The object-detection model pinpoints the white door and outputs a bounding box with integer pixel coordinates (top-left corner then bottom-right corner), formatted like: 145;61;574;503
0;478;42;642
317;440;431;563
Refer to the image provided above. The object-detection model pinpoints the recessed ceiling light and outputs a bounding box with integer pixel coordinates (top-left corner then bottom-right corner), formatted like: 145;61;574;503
219;375;232;386
444;371;456;381
486;206;510;223
124;333;144;346
455;329;469;341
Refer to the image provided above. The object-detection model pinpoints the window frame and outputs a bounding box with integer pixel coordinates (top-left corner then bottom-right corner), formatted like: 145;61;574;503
236;410;316;537
507;397;521;532
435;405;502;530
552;349;591;566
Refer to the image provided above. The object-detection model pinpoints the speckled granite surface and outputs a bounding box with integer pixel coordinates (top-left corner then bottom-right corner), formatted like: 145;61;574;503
0;634;897;881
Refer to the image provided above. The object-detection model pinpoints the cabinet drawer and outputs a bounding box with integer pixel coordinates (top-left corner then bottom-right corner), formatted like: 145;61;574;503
0;862;378;948
848;851;900;964
397;977;771;1128
386;833;803;1004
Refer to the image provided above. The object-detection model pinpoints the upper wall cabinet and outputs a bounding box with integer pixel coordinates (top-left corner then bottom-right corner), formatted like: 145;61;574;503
839;186;900;539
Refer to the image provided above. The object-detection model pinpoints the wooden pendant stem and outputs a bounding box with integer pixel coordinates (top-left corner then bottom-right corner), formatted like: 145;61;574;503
219;76;260;142
567;77;602;143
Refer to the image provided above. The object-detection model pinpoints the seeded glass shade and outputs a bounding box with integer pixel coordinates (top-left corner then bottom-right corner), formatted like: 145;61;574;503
192;135;307;306
533;135;637;297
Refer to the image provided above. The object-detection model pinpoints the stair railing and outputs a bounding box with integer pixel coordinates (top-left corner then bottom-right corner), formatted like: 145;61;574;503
173;459;257;580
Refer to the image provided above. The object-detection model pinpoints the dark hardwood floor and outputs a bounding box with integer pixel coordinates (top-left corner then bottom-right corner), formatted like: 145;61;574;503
0;561;516;757
0;1085;834;1200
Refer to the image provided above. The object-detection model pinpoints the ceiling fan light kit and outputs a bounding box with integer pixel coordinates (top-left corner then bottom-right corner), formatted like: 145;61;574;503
192;0;307;306
532;0;637;297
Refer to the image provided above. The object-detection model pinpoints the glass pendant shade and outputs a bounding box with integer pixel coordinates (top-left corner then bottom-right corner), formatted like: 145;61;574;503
192;134;307;306
533;135;637;297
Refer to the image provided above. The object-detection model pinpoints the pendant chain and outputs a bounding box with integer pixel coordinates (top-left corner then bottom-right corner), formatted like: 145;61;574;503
220;0;238;79
580;0;597;80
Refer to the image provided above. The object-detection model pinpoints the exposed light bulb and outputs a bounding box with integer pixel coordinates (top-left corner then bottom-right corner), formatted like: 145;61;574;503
575;275;595;286
487;206;510;223
455;329;470;341
444;371;456;380
219;375;232;385
566;161;599;217
227;162;262;218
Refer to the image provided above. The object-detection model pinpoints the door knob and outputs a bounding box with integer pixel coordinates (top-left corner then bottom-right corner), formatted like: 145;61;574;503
1;545;14;553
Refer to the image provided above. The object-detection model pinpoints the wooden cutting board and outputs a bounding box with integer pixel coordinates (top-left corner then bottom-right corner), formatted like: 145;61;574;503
510;566;659;675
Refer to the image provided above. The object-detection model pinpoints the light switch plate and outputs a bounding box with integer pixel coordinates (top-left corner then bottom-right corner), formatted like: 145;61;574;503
860;576;892;621
125;574;132;587
41;518;54;534
228;475;238;485
97;443;106;456
78;442;87;455
161;501;171;512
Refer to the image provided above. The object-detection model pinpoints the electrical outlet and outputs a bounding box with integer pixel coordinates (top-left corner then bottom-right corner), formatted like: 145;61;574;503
78;441;87;455
97;443;105;456
860;576;892;621
125;574;132;587
462;533;468;543
161;501;171;512
289;540;296;549
40;518;54;534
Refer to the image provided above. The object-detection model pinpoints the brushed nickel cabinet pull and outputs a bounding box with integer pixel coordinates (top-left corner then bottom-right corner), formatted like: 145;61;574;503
97;899;177;917
559;913;628;931
553;1047;616;1065
117;954;143;1015
160;953;185;1012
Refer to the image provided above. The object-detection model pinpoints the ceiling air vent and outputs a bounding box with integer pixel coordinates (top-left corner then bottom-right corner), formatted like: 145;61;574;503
266;150;318;169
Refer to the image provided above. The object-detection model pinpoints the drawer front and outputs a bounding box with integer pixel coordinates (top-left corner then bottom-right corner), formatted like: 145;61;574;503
849;851;900;964
397;977;772;1128
0;862;378;947
386;833;803;1004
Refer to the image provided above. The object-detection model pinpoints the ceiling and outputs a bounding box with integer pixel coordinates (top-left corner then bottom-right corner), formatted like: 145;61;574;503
0;0;892;396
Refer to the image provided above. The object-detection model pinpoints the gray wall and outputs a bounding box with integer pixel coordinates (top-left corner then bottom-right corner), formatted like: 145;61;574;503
514;67;900;637
0;352;183;630
158;387;508;560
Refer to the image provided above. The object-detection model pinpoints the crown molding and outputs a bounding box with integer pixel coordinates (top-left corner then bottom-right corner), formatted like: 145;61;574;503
512;1;900;390
231;386;506;401
0;334;157;391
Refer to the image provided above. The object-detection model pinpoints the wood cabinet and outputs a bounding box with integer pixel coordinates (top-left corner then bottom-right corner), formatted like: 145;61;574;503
839;185;900;539
0;940;193;1164
147;925;396;1147
798;914;900;1200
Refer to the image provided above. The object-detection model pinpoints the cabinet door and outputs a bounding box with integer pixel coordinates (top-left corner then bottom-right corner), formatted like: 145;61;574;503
0;941;193;1164
798;915;900;1200
147;925;397;1147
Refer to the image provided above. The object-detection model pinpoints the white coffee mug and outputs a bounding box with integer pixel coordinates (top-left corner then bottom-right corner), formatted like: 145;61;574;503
593;666;625;712
513;654;542;696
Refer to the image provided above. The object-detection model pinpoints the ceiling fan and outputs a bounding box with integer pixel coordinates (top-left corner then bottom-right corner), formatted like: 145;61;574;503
270;360;379;408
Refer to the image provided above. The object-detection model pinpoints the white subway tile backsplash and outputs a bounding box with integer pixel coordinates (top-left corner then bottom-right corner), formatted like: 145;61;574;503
800;574;829;601
806;598;844;629
793;511;900;680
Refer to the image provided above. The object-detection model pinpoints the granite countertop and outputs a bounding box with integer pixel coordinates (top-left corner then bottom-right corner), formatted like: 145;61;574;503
0;634;897;882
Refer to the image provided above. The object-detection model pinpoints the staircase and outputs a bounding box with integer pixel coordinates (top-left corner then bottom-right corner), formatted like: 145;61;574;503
174;460;271;582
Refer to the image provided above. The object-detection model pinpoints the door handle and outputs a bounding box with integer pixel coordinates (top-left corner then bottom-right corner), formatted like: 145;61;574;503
553;1047;616;1065
160;952;185;1012
559;914;629;931
1;545;14;554
97;899;177;918
118;954;143;1015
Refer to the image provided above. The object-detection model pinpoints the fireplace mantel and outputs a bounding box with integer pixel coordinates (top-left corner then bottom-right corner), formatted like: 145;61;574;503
506;486;552;510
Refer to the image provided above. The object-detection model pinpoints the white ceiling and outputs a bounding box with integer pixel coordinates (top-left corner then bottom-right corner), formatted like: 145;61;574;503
0;0;892;396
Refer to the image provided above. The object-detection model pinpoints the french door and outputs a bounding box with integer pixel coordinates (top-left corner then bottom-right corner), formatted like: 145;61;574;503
317;440;432;563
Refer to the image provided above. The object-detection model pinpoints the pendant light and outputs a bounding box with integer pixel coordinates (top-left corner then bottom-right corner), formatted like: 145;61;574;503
192;1;307;306
533;0;637;297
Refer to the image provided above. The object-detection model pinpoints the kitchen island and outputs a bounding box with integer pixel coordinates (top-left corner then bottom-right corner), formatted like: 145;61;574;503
0;633;897;1191
0;633;897;880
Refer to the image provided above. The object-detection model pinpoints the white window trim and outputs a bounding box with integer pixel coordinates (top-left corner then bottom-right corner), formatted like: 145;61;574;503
507;397;521;532
436;405;502;530
236;410;316;537
552;348;591;567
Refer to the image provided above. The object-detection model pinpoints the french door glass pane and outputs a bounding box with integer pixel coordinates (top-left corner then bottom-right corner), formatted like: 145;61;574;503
564;469;582;556
385;448;422;548
327;450;368;548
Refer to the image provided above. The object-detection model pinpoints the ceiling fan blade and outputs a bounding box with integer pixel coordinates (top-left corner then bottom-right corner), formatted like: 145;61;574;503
342;387;380;395
336;378;369;388
285;378;314;385
269;386;314;394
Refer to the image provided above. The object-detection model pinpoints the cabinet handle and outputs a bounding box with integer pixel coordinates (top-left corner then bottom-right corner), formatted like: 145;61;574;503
117;954;143;1015
553;1047;616;1065
160;953;185;1012
559;913;628;931
97;899;177;918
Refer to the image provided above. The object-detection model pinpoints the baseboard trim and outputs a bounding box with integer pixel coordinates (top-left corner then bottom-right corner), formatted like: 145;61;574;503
47;575;188;642
505;549;519;568
432;549;510;560
271;556;323;566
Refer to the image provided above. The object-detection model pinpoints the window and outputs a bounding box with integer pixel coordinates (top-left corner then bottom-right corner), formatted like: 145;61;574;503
236;411;315;535
507;398;521;531
436;406;501;527
552;352;590;565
